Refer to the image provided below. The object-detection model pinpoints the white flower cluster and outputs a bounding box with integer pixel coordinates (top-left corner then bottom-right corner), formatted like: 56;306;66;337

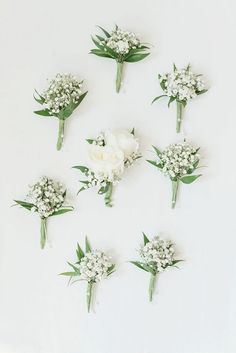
79;250;112;282
43;73;82;115
105;27;140;55
28;176;65;218
159;66;205;101
160;142;199;179
86;130;140;186
140;236;175;272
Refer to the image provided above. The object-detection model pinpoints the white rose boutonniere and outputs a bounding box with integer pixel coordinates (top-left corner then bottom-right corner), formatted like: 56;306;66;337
73;129;141;206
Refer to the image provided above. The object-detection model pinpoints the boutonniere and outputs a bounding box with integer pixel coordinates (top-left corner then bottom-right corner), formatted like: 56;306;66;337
147;142;202;208
130;233;182;301
14;176;73;248
60;237;115;312
152;64;207;132
73;129;141;207
34;73;88;150
90;25;150;92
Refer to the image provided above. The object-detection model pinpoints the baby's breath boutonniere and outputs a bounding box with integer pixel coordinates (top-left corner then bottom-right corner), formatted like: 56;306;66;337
60;237;115;312
14;176;73;249
90;25;150;92
147;142;202;208
73;129;141;207
130;233;182;301
34;73;88;150
152;64;207;132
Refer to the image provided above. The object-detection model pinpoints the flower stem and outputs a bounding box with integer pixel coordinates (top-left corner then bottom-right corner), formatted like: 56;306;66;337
40;218;47;249
87;282;93;312
116;61;123;93
57;119;65;150
176;101;183;133
149;273;156;302
171;179;179;209
105;183;113;207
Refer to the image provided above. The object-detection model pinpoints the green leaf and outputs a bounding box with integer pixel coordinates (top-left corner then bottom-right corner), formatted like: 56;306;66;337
50;207;73;216
73;91;88;109
107;264;115;276
98;183;110;195
34;109;51;117
131;128;135;135
72;165;89;173
130;261;149;272
146;160;163;169
67;262;80;273
197;89;208;95
172;259;184;266
91;36;104;50
168;96;176;107
90;49;113;58
33;89;45;104
173;63;177;71
159;80;166;91
59;272;78;277
151;95;167;104
125;53;150;62
95;35;105;42
85;237;91;253
97;25;110;38
143;232;150;245
180;174;202;184
152;145;162;157
76;243;85;261
14;200;35;211
86;139;95;144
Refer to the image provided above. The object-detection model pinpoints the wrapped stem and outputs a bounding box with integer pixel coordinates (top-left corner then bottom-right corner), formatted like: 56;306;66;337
105;183;113;207
57;119;65;150
116;61;123;93
40;218;47;249
149;273;156;302
176;101;183;133
87;281;93;312
171;179;179;209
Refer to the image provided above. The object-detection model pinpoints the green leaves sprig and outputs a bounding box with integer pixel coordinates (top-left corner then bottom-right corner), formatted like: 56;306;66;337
13;194;73;249
152;64;208;132
130;233;182;301
147;144;202;208
34;81;88;150
60;237;115;312
90;25;150;92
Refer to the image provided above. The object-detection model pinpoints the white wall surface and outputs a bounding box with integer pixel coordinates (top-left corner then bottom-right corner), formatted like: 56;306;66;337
1;0;236;352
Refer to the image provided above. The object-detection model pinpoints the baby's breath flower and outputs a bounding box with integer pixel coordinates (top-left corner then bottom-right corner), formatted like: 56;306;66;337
131;233;182;301
140;236;175;273
80;250;112;283
28;176;65;219
159;142;199;180
152;64;207;132
34;73;87;150
14;176;73;249
106;28;140;55
43;74;82;115
147;142;202;208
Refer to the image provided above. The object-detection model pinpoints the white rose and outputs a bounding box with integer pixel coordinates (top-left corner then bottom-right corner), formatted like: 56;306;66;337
88;144;124;182
104;130;139;159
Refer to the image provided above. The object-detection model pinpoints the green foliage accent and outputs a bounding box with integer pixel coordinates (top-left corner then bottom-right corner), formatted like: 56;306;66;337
50;207;73;216
34;109;51;116
125;53;150;62
14;200;35;211
180;174;202;184
151;95;167;104
85;236;91;253
142;232;150;245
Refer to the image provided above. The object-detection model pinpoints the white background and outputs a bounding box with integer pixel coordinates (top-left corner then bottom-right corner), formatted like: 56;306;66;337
1;0;236;352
